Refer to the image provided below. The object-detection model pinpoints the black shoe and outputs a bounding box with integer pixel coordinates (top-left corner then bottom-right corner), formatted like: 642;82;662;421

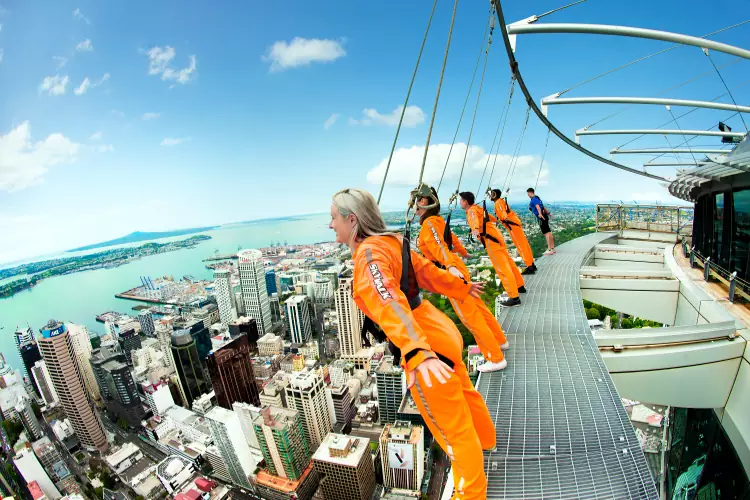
518;286;527;293
522;264;537;275
500;297;521;307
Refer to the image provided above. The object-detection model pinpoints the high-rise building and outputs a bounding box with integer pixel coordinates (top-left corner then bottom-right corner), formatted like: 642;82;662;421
206;334;260;409
328;385;355;433
17;395;42;440
13;448;61;499
156;319;175;369
329;360;355;388
32;436;71;483
104;320;119;340
376;356;406;425
214;269;234;327
233;402;261;449
228;316;259;349
253;406;310;480
313;278;334;308
203;445;231;483
31;360;59;408
171;329;210;409
174;317;212;361
138;310;156;336
269;293;282;325
14;325;34;347
285;372;335;450
335;275;365;357
205;406;258;489
238;249;272;336
259;379;287;408
265;268;278;295
118;328;142;366
37;320;108;453
67;323;102;404
100;359;146;427
14;326;43;398
312;434;376;500
142;380;175;417
90;347;125;400
379;422;425;491
285;295;313;344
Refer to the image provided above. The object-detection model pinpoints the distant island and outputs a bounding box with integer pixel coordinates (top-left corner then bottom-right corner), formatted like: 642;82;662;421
67;226;218;252
0;235;211;299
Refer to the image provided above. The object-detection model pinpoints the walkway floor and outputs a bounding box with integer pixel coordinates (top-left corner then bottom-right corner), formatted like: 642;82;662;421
478;232;659;499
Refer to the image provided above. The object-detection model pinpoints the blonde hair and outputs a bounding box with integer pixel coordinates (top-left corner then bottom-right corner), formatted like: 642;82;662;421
332;188;398;245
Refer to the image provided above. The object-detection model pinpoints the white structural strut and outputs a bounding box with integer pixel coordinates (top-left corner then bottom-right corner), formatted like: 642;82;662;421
542;96;750;117
506;23;750;60
612;148;729;155
577;128;746;138
645;162;712;167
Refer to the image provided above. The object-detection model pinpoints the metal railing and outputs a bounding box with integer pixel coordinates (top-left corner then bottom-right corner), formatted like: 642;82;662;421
596;203;694;235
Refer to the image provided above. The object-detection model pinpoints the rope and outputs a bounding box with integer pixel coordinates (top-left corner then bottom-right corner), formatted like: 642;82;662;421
477;76;516;194
436;11;492;193
534;128;551;190
454;31;493;196
704;49;749;132
666;106;699;165
376;0;440;203
560;19;750;97
417;0;459;190
502;106;531;193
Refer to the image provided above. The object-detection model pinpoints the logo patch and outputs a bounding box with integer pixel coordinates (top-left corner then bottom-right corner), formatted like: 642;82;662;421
429;227;442;246
369;263;393;301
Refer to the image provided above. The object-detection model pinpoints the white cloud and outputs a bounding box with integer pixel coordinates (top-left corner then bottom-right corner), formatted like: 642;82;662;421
350;105;424;128
76;39;93;52
111;109;125;118
97;144;114;153
323;113;339;130
73;8;91;24
89;131;103;141
0;122;80;191
39;75;69;96
160;137;191;146
73;77;90;95
366;142;549;192
53;56;68;69
146;46;196;85
97;73;110;84
263;37;346;72
142;112;161;120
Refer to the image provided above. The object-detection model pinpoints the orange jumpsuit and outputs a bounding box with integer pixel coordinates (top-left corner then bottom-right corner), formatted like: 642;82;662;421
352;235;493;500
417;215;507;362
465;204;524;298
494;198;535;267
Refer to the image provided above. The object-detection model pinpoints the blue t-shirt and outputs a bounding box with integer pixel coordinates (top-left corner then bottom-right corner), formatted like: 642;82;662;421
529;196;544;219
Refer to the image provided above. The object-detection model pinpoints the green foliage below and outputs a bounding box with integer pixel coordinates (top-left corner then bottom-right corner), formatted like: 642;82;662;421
2;419;24;447
583;299;662;329
585;307;600;320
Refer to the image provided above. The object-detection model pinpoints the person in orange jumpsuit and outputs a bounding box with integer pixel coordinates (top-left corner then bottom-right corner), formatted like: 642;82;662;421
460;191;525;307
489;188;538;274
330;188;493;500
415;186;509;373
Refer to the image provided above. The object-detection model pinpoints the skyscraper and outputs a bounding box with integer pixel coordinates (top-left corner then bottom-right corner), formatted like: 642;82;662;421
103;320;119;340
265;268;278;295
37;320;108;453
206;334;260;409
376;356;406;425
16;395;42;440
253;406;310;480
31;360;59;408
205;406;258;490
238;249;272;336
328;385;355;433
312;434;376;500
285;372;335;450
335;275;365;357
379;422;425;491
269;293;282;325
13;448;61;499
67;323;101;404
233;401;261;448
14;326;42;397
227;316;259;348
156;320;174;369
118;328;142;366
171;329;210;409
285;295;313;344
138;310;156;336
99;359;146;427
214;268;234;327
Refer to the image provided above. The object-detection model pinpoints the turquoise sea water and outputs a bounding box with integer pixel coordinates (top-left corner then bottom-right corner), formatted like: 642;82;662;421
0;214;334;372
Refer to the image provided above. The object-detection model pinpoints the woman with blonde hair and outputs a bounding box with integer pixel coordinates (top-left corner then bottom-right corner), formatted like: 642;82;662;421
329;187;493;500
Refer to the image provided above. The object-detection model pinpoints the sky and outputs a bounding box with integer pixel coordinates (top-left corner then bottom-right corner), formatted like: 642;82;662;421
0;0;748;265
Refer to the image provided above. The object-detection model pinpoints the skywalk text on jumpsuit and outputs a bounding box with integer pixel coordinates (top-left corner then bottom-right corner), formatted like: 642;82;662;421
465;204;525;298
494;197;534;268
352;235;493;500
417;215;507;362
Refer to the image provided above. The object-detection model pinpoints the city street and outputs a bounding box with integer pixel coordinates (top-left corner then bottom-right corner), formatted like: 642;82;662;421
101;418;166;463
428;447;450;499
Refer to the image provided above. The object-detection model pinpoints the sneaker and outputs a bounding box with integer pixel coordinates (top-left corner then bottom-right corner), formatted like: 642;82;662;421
522;264;537;275
500;342;510;350
543;249;555;256
518;286;527;294
499;297;521;307
477;359;508;373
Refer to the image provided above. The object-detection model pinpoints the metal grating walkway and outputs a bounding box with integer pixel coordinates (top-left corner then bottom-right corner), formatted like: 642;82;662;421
478;233;659;499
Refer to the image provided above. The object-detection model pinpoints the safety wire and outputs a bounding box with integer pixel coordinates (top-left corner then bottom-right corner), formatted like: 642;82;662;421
477;76;516;194
703;48;749;132
534;128;552;190
376;0;440;204
436;10;493;193
501;106;531;194
665;106;699;165
405;0;460;232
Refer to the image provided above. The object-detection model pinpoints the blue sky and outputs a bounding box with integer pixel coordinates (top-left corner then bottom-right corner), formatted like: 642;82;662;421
0;0;748;264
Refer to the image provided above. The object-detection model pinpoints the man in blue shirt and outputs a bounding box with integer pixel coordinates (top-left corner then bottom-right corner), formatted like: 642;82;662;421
527;188;555;255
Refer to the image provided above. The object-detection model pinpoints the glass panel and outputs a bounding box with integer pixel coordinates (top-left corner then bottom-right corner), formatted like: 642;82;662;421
732;189;750;282
714;193;724;262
